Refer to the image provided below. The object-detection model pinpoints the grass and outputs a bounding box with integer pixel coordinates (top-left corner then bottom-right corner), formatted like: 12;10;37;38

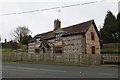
101;47;120;52
1;48;27;53
2;60;91;67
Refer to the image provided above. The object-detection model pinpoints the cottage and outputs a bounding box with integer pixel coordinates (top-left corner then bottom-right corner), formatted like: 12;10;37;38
28;19;101;64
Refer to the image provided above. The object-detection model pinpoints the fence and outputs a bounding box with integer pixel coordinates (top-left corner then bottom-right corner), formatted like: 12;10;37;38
101;52;120;64
2;52;102;65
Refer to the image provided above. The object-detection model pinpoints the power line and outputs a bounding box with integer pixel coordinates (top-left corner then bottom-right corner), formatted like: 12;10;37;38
0;0;107;16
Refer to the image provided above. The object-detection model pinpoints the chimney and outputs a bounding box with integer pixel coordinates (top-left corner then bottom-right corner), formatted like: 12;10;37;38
54;19;61;30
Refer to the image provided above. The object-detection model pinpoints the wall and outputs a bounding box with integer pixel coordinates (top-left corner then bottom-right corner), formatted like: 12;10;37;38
85;24;100;54
63;35;84;55
28;34;85;55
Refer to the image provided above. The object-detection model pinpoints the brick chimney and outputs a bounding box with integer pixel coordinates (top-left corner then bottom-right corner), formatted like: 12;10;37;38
54;19;61;30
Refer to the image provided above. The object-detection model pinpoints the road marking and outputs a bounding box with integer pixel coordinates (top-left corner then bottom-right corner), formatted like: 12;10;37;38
4;66;67;73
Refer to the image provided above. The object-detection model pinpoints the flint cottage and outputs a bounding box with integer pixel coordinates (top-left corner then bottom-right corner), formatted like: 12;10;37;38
28;19;101;63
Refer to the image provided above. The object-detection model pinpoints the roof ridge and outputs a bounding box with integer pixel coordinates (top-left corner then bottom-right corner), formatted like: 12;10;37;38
36;19;94;36
28;19;95;43
36;30;53;36
62;19;94;29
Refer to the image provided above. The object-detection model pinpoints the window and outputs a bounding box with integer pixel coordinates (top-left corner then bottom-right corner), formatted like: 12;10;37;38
36;38;40;42
35;49;39;53
55;47;62;54
91;32;95;40
91;46;95;54
55;34;62;41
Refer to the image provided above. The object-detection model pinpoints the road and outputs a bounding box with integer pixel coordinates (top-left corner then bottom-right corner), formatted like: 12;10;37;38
2;62;119;78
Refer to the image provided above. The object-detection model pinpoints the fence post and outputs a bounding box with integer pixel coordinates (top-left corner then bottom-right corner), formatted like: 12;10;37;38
69;54;70;62
15;53;17;61
53;53;54;61
10;53;11;61
21;54;23;62
78;54;80;63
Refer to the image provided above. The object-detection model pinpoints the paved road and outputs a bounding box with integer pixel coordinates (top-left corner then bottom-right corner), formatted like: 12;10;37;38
2;62;119;78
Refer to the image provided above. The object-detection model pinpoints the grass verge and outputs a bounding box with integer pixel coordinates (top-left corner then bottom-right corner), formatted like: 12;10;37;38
101;47;119;52
2;60;91;67
1;48;27;53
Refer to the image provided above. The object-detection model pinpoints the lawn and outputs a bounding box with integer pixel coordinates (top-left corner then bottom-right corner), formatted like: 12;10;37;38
101;47;120;52
1;48;27;53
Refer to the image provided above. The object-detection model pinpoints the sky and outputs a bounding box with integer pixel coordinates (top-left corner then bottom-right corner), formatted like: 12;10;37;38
0;0;119;42
118;1;120;12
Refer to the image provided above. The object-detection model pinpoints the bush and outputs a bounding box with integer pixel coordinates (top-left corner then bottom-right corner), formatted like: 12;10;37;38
2;40;20;49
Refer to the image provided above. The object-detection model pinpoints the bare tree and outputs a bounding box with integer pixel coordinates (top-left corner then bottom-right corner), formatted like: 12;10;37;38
12;26;31;44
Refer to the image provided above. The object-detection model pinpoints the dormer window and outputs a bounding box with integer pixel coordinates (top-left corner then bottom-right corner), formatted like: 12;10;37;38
54;28;66;41
36;38;40;42
55;34;62;41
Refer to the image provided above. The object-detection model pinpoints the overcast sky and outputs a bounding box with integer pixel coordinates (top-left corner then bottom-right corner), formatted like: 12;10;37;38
0;0;119;42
